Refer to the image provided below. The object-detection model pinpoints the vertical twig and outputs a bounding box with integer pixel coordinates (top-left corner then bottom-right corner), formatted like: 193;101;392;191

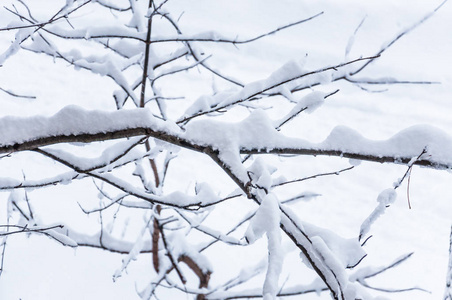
407;168;412;209
138;4;211;291
139;0;163;275
445;225;452;300
24;191;34;220
99;209;105;249
152;205;161;273
0;237;6;277
140;0;154;108
139;0;160;188
159;223;187;285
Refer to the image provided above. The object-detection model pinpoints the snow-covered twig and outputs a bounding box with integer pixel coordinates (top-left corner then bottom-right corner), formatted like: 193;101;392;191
0;224;77;246
177;55;379;124
206;149;348;300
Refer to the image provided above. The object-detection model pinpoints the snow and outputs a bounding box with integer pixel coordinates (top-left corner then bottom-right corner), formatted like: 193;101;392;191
302;221;366;269
316;124;452;168
244;193;283;300
295;91;326;114
0;105;179;149
208;59;334;114
359;189;397;240
311;236;349;293
349;159;361;166
45;228;78;247
42;137;151;172
184;109;284;182
0;28;34;65
94;173;222;208
187;110;452;171
113;225;148;281
167;231;213;274
0;0;452;300
3;104;452;174
275;91;326;128
376;188;397;206
47;25;147;42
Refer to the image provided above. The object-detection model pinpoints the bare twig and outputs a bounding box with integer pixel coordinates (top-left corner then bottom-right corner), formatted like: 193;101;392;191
402;149;429;181
357;279;429;294
0;224;63;237
152;205;161;273
445;225;452;300
0;87;36;99
0;172;80;191
177;55;379;124
140;0;154;108
1;0;92;32
349;0;448;76
151;12;324;44
0;237;6;277
273;166;355;188
159;222;187;285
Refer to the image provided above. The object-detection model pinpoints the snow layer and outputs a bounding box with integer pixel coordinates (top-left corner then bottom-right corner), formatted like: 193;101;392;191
245;193;283;300
359;189;397;240
2;105;452;171
0;106;179;148
319;125;452;165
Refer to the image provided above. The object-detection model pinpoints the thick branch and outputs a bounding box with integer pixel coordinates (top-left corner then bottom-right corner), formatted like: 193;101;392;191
1;115;451;171
243;147;448;170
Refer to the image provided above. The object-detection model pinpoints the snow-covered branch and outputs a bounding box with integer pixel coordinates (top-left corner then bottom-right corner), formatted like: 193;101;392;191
1;106;451;171
1;0;449;299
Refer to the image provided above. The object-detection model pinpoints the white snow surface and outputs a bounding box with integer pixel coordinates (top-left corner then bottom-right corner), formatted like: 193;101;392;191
1;1;452;300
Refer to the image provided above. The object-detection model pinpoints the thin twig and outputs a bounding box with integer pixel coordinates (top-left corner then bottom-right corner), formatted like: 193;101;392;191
151;12;324;45
0;87;36;99
273;166;355;187
177;55;379;124
445;225;452;300
159;222;187;285
0;224;63;236
349;0;448;76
